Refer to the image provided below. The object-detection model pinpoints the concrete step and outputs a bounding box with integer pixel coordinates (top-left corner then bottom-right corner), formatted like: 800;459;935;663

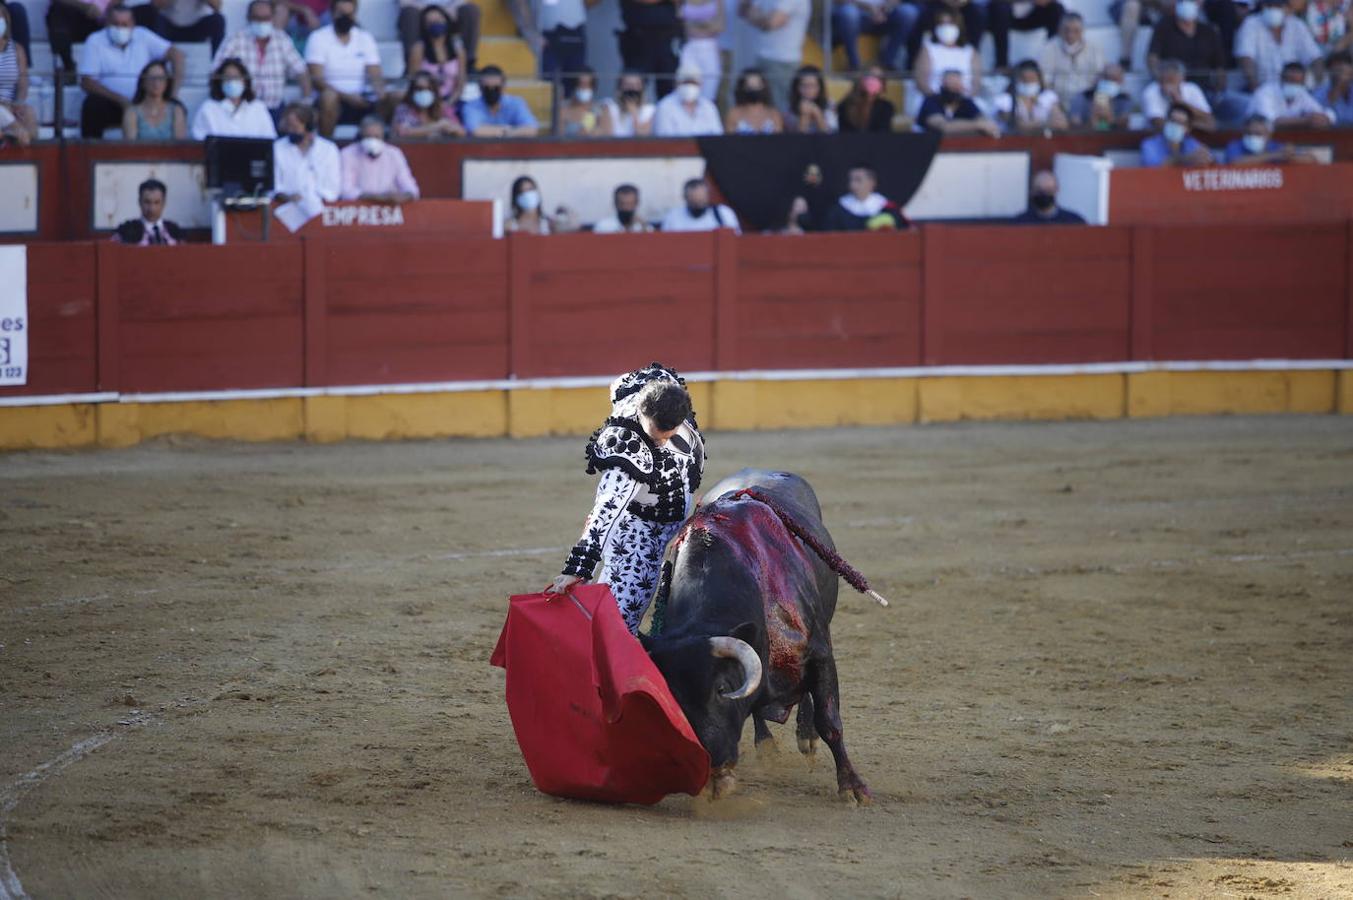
479;0;520;38
477;35;536;77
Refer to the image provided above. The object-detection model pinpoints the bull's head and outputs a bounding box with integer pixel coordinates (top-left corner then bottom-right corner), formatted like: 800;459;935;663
641;623;763;769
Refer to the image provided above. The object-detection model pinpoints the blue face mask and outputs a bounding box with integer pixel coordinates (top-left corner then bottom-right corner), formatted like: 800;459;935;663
1163;120;1187;143
223;79;245;99
427;21;449;36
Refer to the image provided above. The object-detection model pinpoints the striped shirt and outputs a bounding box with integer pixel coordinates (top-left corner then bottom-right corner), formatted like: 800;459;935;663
212;30;307;110
0;42;18;102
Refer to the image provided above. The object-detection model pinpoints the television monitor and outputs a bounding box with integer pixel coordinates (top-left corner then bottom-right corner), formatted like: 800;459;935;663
205;137;274;199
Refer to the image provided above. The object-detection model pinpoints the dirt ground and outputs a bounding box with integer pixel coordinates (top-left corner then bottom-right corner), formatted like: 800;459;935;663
1;415;1351;899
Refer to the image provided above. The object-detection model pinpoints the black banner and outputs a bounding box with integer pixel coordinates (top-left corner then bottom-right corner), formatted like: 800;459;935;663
696;132;942;233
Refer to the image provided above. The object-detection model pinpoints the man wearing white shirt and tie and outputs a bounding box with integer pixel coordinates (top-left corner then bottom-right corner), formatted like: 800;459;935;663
272;103;341;229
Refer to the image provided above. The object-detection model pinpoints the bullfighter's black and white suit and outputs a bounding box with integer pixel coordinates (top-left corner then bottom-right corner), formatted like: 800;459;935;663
560;364;705;634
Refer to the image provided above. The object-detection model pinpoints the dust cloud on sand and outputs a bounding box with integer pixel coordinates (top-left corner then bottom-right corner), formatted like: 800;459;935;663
1;416;1351;898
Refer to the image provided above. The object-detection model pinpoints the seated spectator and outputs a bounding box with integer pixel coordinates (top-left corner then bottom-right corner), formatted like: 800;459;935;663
1070;63;1133;128
1147;0;1226;87
1236;0;1324;93
831;0;919;73
145;0;225;55
79;5;185;139
1040;13;1104;109
192;57;277;139
1250;59;1337;123
1143;58;1217;130
599;70;656;136
1140;101;1214;166
725;67;783;133
392;70;464;138
1223;112;1320;162
918;68;1001;135
504;175;551;234
1110;0;1167;69
914;7;980;98
273;102;341;208
679;0;724;102
560;67;603;137
1295;0;1352;54
212;0;311;117
121;59;186;139
463;64;539;136
837;65;895;132
994;59;1070;132
112;178;185;244
306;0;386;137
0;2;36;145
784;64;837;133
660;178;740;232
0;0;30;65
1314;49;1353;121
400;0;479;77
340;115;419;202
409;4;465;103
820;164;908;232
593;183;653;233
1011;170;1086;224
738;0;809;108
654;62;723;135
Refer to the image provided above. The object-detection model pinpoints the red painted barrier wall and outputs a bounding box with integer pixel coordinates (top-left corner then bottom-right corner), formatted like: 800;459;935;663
4;223;1350;401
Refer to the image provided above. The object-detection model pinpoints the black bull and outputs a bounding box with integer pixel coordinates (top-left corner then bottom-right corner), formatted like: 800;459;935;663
640;468;872;803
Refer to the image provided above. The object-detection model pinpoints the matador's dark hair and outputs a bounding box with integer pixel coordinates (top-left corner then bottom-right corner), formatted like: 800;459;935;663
638;381;690;432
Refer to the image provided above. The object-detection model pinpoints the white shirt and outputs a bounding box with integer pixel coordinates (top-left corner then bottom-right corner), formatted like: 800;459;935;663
1141;80;1212;121
592;214;653;234
80;26;172;98
1248;82;1334;122
652;93;724;136
273;135;342;206
600;98;655;137
659;203;740;233
304;25;381;96
993;88;1064;127
921;39;976;94
191;97;277;140
1234;15;1322;86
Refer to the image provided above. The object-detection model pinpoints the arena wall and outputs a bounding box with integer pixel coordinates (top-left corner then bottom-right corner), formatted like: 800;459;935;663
1;226;1350;450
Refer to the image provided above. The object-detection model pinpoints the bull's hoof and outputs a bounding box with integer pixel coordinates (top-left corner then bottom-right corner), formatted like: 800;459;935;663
797;737;818;767
838;784;873;806
711;770;738;800
755;735;778;757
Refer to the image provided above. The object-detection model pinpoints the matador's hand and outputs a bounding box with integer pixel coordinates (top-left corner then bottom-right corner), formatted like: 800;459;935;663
545;574;583;595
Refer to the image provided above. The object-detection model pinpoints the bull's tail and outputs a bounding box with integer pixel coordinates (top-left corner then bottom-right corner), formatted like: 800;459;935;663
729;488;890;607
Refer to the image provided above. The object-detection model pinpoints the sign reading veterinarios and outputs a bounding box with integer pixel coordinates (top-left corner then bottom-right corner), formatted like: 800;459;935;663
0;246;28;387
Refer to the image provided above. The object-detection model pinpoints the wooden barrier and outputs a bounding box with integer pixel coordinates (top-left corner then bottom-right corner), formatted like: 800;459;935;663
1109;163;1353;227
3;223;1350;405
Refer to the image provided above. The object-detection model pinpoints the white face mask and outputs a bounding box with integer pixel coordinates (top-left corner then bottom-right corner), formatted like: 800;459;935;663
1095;79;1121;97
360;136;384;156
108;25;133;46
1243;133;1268;153
1280;81;1304;99
677;82;701;103
1016;80;1041;97
1175;0;1200;20
249;20;273;39
574;87;594;104
935;23;960;45
0;19;7;39
516;189;540;211
223;79;245;99
1163;120;1187;143
1262;6;1285;28
412;89;436;108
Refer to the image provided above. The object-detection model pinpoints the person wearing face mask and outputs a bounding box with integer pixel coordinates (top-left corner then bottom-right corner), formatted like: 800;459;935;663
410;6;465;104
191;57;277;139
660;178;740;233
725;67;784;133
307;0;388;137
1147;0;1226;88
1069;62;1133;128
838;66;896;132
1039;13;1104;108
212;0;311;117
653;63;723;136
918;68;1002;135
738;0;809;108
272;102;341;224
1140;101;1215;166
914;8;980;98
599;71;656;136
592;184;653;234
393;70;465;137
398;0;480;80
1247;59;1336;124
504;175;552;234
461;64;540;136
1223;112;1320;162
1143;58;1217;130
559;66;603;136
339;115;420;203
77;3;185;139
1236;0;1324;94
993;58;1070;132
1011;170;1085;224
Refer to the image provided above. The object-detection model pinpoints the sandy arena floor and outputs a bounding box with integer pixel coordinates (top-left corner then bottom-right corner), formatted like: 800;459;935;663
1;415;1351;899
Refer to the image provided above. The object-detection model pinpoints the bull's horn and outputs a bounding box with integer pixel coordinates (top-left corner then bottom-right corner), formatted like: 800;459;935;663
709;637;762;701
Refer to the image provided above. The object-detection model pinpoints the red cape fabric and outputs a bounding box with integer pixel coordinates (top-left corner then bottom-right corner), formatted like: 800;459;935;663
490;585;710;805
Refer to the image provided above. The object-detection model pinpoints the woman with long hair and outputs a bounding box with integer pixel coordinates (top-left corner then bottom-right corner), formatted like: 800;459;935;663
914;6;981;97
783;64;836;133
122;60;187;141
504;175;551;235
724;67;783;133
191;57;276;139
560;66;604;137
836;65;894;132
995;58;1069;133
409;5;465;105
392;69;465;139
599;71;656;137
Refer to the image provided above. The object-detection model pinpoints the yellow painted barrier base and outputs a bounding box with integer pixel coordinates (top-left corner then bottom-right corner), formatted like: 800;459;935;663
1;369;1348;451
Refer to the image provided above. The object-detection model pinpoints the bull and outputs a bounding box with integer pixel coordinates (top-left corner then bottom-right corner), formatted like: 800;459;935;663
640;468;874;804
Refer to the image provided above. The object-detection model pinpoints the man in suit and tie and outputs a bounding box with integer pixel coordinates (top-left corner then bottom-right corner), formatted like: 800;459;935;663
112;178;186;245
